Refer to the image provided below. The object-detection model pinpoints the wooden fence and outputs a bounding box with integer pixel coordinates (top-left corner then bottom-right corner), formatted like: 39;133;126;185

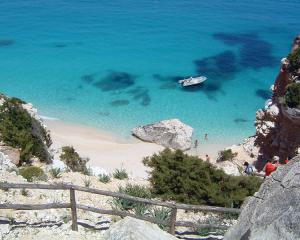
0;182;241;235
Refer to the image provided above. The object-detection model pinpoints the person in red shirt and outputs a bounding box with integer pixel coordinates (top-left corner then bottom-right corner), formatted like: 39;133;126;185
263;157;278;178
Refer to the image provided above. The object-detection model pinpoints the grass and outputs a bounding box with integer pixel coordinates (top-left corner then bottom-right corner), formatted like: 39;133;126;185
98;173;111;183
83;177;92;188
113;168;128;180
49;167;62;178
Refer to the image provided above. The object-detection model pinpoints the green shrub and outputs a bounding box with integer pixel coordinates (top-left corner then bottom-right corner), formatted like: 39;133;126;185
60;146;89;173
143;149;262;208
287;48;300;75
0;97;52;165
150;207;171;230
217;149;238;162
98;174;111;183
19;166;47;182
21;188;29;196
113;168;128;180
49;167;62;178
112;184;152;214
285;83;300;108
195;217;227;236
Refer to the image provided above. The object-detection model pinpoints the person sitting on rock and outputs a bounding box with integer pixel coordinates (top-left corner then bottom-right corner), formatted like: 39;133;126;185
243;161;255;175
263;157;278;178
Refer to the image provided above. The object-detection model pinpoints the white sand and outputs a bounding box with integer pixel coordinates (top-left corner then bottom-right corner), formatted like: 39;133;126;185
45;119;227;178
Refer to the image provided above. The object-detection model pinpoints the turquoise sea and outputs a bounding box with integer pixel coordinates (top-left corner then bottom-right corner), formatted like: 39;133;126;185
0;0;299;144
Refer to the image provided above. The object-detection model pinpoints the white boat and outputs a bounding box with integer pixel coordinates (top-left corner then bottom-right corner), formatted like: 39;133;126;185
178;76;207;87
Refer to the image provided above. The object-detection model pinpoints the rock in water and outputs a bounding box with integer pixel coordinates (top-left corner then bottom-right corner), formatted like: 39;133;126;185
104;217;178;240
132;119;193;150
224;156;300;240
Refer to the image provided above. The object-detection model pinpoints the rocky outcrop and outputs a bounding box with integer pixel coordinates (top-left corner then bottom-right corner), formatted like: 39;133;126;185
104;217;178;240
235;36;300;170
224;155;300;240
132;119;193;150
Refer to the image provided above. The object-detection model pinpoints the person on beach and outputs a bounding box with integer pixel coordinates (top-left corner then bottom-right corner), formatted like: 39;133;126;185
204;133;208;141
194;139;199;148
205;154;210;162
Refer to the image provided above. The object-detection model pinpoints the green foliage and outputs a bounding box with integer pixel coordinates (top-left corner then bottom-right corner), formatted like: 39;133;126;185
195;217;227;236
98;173;111;183
0;181;9;191
112;184;152;214
49;167;62;178
60;146;89;173
19;166;47;182
21;188;29;196
113;168;128;180
150;207;171;230
287;48;300;75
83;177;92;187
0;97;52;165
143;149;263;208
285;83;300;109
217;149;238;162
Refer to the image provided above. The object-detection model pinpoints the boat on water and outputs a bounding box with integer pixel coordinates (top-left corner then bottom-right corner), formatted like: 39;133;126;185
178;76;207;87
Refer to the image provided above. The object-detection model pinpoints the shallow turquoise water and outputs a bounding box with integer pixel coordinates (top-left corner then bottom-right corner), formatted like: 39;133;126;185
0;0;299;144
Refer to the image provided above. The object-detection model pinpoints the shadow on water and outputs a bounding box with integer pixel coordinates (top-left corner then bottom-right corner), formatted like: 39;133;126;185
127;86;151;106
213;32;277;69
0;39;14;47
234;118;249;124
110;99;130;106
256;89;272;100
93;71;136;92
81;74;96;84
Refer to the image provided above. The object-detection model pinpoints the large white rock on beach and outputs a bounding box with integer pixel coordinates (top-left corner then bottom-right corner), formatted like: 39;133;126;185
104;217;178;240
132;119;193;150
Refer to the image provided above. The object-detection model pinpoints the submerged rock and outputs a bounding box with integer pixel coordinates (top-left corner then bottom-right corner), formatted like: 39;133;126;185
132;119;193;150
104;217;178;240
224;156;300;240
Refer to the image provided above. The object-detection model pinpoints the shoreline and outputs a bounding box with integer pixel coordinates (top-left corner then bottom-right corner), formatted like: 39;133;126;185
45;119;228;178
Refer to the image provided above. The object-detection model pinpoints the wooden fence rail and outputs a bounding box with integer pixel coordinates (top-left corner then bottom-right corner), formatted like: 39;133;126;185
0;182;240;235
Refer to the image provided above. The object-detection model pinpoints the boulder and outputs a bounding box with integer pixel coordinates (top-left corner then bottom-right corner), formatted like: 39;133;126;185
224;156;300;240
132;119;193;150
0;145;20;165
104;217;178;240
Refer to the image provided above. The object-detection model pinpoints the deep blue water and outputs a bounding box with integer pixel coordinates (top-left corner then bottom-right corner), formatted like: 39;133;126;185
0;0;299;144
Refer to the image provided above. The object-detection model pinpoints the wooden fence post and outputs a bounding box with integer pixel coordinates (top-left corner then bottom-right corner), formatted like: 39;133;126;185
70;188;78;231
169;207;177;235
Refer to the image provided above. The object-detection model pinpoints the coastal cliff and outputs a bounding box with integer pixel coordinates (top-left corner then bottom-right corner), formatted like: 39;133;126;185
254;35;300;169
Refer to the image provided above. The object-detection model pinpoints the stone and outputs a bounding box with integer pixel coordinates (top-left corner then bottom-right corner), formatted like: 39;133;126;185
0;145;20;165
132;119;193;150
217;161;241;176
224;156;300;240
103;217;178;240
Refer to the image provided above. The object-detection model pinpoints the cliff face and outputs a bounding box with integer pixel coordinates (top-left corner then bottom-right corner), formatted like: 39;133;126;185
224;156;300;240
254;36;300;169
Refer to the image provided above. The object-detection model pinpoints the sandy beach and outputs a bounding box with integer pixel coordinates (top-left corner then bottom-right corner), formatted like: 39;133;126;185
45;119;227;178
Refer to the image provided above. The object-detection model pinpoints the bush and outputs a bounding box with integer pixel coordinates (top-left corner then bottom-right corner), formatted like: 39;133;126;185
0;97;52;165
143;149;262;208
83;177;92;187
150;207;171;230
19;166;47;182
217;149;238;162
49;167;62;178
98;174;111;183
285;83;300;108
287;48;300;75
112;184;152;214
60;146;89;173
113;168;128;180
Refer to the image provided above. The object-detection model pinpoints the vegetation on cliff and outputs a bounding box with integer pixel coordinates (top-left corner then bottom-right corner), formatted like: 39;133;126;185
285;82;300;109
143;149;263;208
287;48;300;76
0;96;52;165
60;146;89;173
